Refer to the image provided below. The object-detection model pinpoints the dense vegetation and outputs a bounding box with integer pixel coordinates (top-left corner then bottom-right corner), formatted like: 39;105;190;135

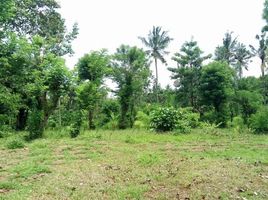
1;0;268;138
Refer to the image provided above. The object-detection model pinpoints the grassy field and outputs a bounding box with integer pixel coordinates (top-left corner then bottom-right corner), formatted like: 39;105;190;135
0;129;267;200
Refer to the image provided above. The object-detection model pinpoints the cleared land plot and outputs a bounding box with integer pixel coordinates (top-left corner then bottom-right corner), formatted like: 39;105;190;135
0;130;267;199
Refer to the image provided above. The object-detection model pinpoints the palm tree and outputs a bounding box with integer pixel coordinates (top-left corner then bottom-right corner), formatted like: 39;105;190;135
233;43;252;79
250;33;268;77
215;31;237;65
139;26;173;102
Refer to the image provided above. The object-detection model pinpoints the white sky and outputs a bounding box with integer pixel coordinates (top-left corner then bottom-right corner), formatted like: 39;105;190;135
59;0;265;87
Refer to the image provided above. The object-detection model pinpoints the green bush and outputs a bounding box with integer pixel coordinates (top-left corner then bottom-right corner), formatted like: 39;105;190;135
133;111;150;129
178;107;200;128
102;113;118;130
70;125;80;138
227;116;245;129
69;111;82;138
6;138;25;149
249;107;268;133
150;107;179;132
150;107;200;133
27;110;44;140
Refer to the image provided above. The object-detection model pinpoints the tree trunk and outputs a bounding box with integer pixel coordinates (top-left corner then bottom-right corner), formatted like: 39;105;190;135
261;59;266;77
88;109;94;129
58;97;61;127
16;108;28;130
154;57;159;103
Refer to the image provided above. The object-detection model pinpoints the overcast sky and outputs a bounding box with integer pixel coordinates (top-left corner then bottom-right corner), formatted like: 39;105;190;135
59;0;265;87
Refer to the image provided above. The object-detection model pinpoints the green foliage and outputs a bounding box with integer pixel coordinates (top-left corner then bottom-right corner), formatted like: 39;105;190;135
139;26;173;94
178;107;200;128
133;111;150;129
169;39;211;109
77;50;110;129
27;110;44;140
69;110;82;138
0;0;77;134
97;99;119;127
150;107;200;133
215;32;237;65
4;0;78;56
238;76;261;92
6;138;25;149
228;116;245;129
150;107;179;132
249;33;268;77
200;61;235;126
102;114;118;130
112;45;151;129
249;106;268;133
235;90;262;124
77;50;110;83
215;32;252;79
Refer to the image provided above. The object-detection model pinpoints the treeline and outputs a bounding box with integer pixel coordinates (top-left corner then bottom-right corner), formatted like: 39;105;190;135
1;0;268;139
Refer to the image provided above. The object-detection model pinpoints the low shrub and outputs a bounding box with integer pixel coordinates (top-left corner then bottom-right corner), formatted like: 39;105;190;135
150;107;200;133
102;114;118;130
6;138;25;149
27;110;44;140
177;107;200;128
69;110;82;138
249;107;268;133
150;107;179;132
133;111;150;129
227;116;245;129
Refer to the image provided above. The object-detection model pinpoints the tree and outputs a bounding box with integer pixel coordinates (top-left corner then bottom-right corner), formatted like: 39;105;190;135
112;45;150;129
215;32;252;79
0;0;15;27
250;33;268;77
215;32;237;65
77;50;110;129
200;62;235;126
168;39;211;109
235;90;262;125
262;0;268;32
2;0;78;56
0;0;78;134
139;26;173;101
233;43;252;79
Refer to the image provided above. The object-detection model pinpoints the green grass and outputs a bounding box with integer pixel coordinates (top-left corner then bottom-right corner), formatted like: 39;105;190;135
0;129;267;199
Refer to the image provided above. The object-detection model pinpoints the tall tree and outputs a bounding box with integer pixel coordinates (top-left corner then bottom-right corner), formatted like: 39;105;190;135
250;33;268;77
77;50;110;129
200;61;235;126
112;45;150;129
262;0;268;32
3;0;78;56
168;39;211;109
215;32;237;65
215;32;252;79
139;26;173;101
0;0;78;133
233;43;252;79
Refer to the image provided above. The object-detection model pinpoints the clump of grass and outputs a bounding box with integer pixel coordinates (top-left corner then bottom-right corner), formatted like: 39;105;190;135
137;153;161;166
11;161;51;178
124;135;137;144
114;185;148;199
94;133;102;139
6;138;25;149
0;181;18;190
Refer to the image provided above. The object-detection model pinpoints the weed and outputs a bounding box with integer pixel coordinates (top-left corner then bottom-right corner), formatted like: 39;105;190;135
5;138;25;149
